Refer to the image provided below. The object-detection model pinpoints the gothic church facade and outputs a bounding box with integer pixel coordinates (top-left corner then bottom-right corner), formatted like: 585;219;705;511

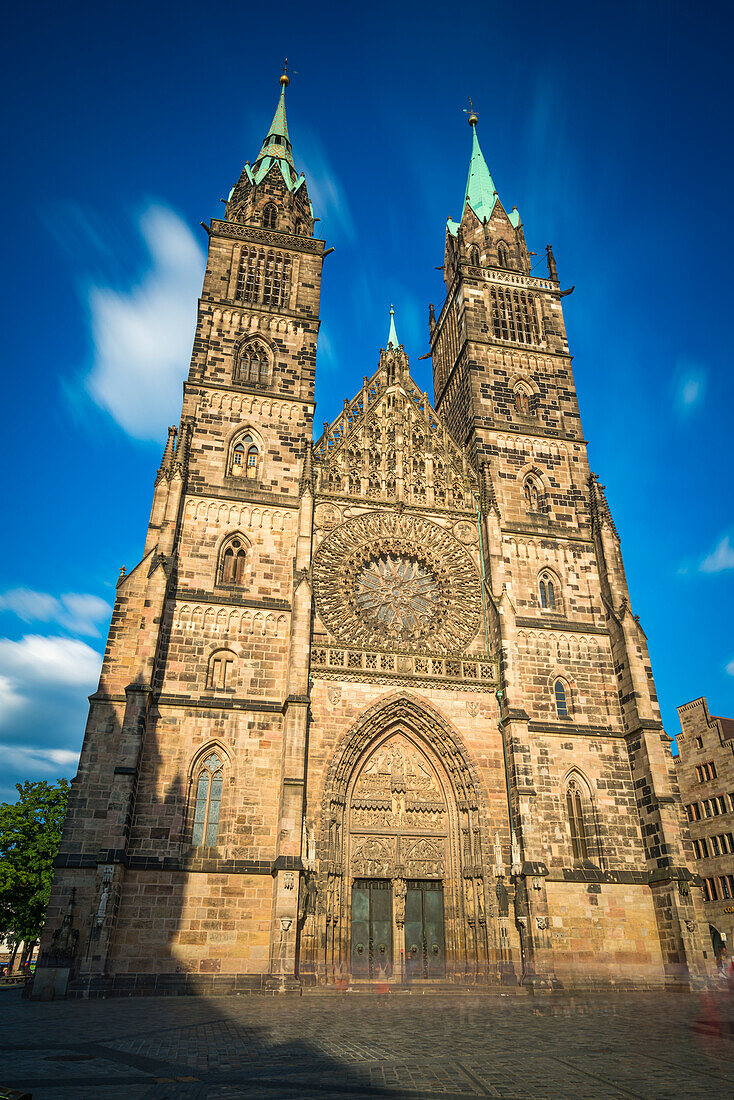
35;77;711;996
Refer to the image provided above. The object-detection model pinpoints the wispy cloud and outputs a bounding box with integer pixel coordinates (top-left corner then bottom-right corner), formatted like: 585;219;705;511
727;659;734;677
0;635;102;694
701;535;734;574
673;359;707;417
298;131;356;246
0;589;110;636
84;204;205;441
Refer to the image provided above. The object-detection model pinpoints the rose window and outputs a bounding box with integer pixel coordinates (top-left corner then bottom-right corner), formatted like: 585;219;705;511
355;554;440;634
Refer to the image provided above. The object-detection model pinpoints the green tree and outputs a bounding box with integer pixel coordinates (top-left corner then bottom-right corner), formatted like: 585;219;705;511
0;779;69;967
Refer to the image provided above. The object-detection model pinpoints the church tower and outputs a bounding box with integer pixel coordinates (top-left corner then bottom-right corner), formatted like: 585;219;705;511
429;108;710;985
35;85;712;998
35;71;326;995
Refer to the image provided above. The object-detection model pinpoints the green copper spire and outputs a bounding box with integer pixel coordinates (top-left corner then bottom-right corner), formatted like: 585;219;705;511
464;117;498;223
257;71;294;169
387;304;399;348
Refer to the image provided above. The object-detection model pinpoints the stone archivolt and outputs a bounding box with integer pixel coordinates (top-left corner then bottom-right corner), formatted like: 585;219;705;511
312;511;482;653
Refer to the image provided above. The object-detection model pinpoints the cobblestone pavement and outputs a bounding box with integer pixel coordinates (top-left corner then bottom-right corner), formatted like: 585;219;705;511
2;987;734;1099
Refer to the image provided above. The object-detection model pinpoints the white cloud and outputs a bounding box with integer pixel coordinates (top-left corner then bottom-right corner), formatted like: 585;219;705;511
727;659;734;677
0;588;110;636
0;635;102;694
85;204;205;441
673;360;707;416
0;635;102;799
700;535;734;574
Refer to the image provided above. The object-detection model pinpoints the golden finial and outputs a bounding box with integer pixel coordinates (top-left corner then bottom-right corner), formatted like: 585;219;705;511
280;57;296;86
464;97;478;127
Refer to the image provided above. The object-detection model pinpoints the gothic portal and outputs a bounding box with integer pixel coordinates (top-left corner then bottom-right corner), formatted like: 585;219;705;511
34;75;712;997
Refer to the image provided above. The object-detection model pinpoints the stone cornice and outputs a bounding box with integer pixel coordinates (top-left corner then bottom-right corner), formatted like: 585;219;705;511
515;616;609;637
184;379;315;410
184;488;300;510
209;218;325;256
171;589;291;611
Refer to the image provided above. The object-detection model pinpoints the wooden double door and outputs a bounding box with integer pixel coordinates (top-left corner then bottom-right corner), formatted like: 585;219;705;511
350;878;446;980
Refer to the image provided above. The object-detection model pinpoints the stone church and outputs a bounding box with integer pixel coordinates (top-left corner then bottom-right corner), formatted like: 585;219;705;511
35;74;712;997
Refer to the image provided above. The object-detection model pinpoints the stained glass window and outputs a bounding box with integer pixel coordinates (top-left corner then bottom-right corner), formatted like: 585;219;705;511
192;753;223;847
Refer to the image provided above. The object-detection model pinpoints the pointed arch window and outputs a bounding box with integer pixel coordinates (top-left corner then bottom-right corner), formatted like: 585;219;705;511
192;752;223;847
220;537;247;585
554;678;569;718
235;340;270;387
497;241;510;269
523;475;542;513
230;433;260;479
469;246;480;267
262;203;277;229
539;570;559;611
566;779;589;861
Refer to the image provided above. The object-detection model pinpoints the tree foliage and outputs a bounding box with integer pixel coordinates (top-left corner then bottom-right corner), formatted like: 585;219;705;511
0;779;69;947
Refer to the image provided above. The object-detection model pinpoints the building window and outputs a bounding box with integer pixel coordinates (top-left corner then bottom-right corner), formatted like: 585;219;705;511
235;248;291;308
566;779;589;861
469;245;480;267
497;241;510;268
262;203;277;229
490;286;540;344
235;340;269;387
727;833;734;853
220;537;247;585
192;752;223;847
695;736;703;749
696;761;717;782
539;571;558;611
207;651;234;691
523;475;543;513
230;433;260;479
703;878;718;902
554;679;569;718
686;802;701;822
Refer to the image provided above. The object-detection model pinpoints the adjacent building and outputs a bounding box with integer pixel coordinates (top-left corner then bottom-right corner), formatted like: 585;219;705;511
677;697;734;957
33;74;712;998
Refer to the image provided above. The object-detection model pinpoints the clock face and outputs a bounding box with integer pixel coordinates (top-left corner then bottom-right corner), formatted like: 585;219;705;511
312;511;482;652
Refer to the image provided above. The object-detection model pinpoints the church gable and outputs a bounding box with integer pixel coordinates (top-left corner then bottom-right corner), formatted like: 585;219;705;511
313;345;478;512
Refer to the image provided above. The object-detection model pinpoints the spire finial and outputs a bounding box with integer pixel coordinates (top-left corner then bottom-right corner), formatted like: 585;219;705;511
387;304;399;349
465;97;478;127
280;58;290;87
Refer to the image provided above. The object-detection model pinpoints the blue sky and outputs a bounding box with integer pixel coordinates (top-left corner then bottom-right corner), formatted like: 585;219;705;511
1;0;732;801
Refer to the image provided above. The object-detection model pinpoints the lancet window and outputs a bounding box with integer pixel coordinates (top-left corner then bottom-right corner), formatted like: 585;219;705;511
539;570;559;611
235;341;269;387
192;752;223;847
497;241;510;268
235;247;291;308
219;536;247;585
523;475;543;513
262;203;277;229
554;678;570;718
490;287;540;344
566;778;589;861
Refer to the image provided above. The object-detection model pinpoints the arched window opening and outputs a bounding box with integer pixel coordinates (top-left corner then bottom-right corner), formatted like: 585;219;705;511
554;679;569;718
246;444;259;480
566;780;588;861
497;241;510;268
221;538;247;585
490;286;540;344
523;476;541;512
539;572;557;610
208;651;234;691
232;442;245;473
192;752;223;847
469;246;480;267
262;203;277;229
236;341;269;387
294;219;302;236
